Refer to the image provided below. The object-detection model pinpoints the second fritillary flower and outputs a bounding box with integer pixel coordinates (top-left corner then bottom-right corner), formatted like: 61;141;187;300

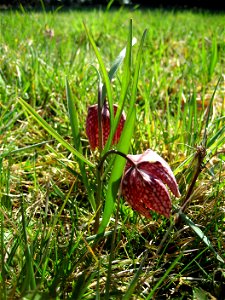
121;149;180;218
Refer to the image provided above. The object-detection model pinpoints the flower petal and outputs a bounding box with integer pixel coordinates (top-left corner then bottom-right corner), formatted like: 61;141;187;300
127;149;180;197
122;167;172;218
138;161;180;197
86;104;99;150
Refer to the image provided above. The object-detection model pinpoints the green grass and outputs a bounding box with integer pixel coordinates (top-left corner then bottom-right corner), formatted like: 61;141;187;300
0;6;225;299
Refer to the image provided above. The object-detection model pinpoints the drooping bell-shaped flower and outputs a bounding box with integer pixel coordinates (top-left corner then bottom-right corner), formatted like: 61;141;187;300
86;102;126;150
121;149;180;218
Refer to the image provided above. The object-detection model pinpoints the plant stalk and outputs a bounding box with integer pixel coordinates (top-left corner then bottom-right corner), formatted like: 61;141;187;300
157;145;206;254
94;149;132;233
180;145;206;213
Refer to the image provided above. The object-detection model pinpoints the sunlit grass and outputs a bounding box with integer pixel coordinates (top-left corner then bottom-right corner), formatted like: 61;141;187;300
0;6;225;299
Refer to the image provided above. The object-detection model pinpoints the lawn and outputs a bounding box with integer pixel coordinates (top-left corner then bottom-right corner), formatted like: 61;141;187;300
0;6;225;299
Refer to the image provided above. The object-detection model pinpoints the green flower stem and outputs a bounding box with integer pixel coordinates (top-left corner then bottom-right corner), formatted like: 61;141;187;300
93;82;104;233
97;149;134;171
93;149;133;233
98;83;103;154
93;166;102;234
105;189;121;298
180;145;206;212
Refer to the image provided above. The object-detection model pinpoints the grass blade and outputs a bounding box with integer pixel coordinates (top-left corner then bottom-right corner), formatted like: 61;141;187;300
66;77;83;153
103;19;133;154
70;271;95;300
66;78;96;210
122;251;148;300
202;77;221;147
20;197;36;292
0;140;53;159
207;124;225;149
17;97;95;168
0;158;6;299
208;37;218;81
102;36;137;102
108;38;137;82
83;22;113;122
180;212;224;263
146;253;183;300
130;29;147;108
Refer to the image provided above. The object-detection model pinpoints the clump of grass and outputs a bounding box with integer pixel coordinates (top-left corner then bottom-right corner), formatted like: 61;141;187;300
0;6;225;300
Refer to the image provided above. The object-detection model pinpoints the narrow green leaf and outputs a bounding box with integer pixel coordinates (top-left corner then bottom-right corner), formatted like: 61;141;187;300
20;197;36;292
208;37;218;81
0;158;6;299
146;253;183;300
70;271;95;300
45;182;75;244
123;251;148;300
98;109;136;234
102;36;137;101
25;246;37;290
17;98;95;168
83;22;113;121
207;125;225;149
103;19;133;154
106;0;114;11
180;212;224;263
66;79;96;210
95;261;101;300
0;140;52;159
66;78;82;152
202;77;221;147
130;29;147;108
108;38;137;82
201;38;207;83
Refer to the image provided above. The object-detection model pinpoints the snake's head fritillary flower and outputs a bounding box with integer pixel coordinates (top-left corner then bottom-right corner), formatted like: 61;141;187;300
121;149;180;218
86;102;126;150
